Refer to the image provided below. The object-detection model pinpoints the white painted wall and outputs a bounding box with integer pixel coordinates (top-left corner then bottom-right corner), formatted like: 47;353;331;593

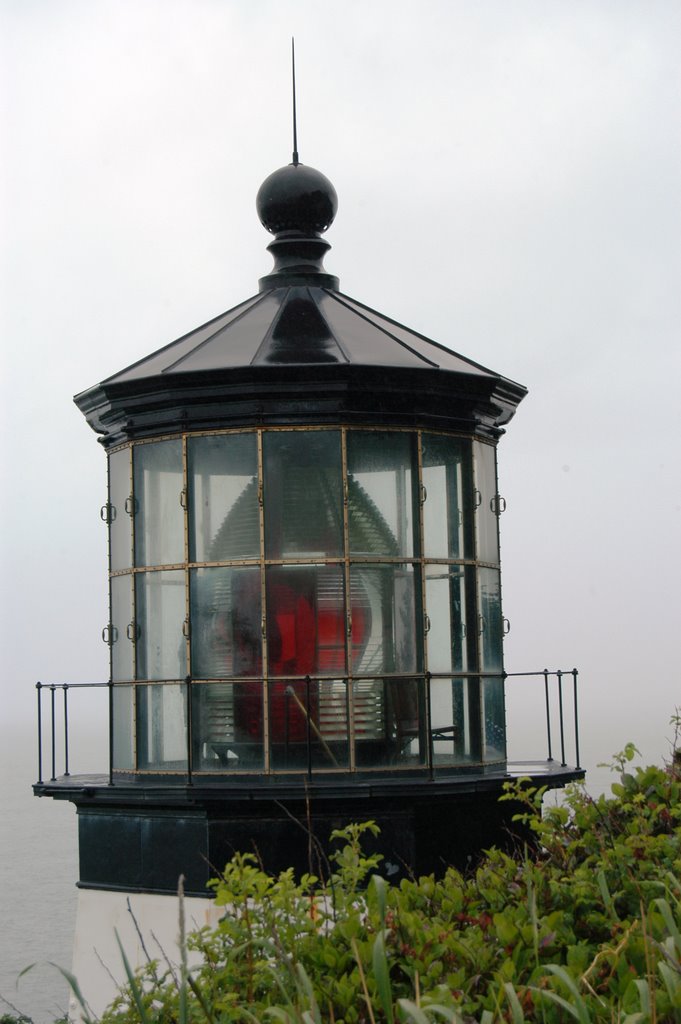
69;889;222;1019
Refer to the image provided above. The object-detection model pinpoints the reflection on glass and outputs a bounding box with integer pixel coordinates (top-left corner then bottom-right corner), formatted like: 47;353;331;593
111;574;134;681
350;564;418;675
425;566;475;674
474;441;499;564
429;677;494;766
264;431;343;558
191;567;262;679
109;448;132;571
136;570;187;681
270;679;349;770
134;440;184;567
421;435;473;559
478;568;503;673
354;678;424;767
137;682;187;770
112;685;134;770
265;566;347;678
188;433;259;562
482;676;506;762
347;432;416;556
193;682;264;771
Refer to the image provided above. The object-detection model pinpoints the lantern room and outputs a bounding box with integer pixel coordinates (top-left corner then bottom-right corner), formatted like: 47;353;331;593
36;157;583;913
105;422;505;777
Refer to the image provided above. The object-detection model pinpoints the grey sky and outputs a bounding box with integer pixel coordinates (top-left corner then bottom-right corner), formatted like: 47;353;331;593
1;0;680;779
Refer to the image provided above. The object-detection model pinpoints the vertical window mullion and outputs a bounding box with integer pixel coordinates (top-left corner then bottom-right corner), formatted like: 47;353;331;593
341;428;355;771
257;430;270;773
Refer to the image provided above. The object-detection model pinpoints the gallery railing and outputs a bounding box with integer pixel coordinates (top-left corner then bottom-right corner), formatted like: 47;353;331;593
35;669;580;786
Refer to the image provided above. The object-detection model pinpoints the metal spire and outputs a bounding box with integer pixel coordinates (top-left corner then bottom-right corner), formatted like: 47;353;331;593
291;37;299;166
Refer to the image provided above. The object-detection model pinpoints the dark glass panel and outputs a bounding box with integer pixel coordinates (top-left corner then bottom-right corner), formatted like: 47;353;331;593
137;682;187;770
111;574;134;682
135;570;187;681
188;433;259;562
350;564;419;675
425;565;476;674
478;568;503;673
112;685;134;770
134;440;184;567
429;677;479;766
193;682;264;771
190;566;262;679
347;431;416;556
482;676;506;762
474;441;499;565
354;677;425;767
109;447;133;571
263;431;343;558
421;434;474;559
265;565;346;679
269;678;349;771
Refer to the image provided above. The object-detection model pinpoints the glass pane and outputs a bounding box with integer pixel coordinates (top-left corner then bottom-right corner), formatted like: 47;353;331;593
421;434;474;559
109;448;132;571
425;565;476;674
191;567;262;679
135;570;187;681
347;431;416;556
263;431;342;558
111;574;134;681
474;441;499;564
112;685;134;770
270;678;349;771
483;676;506;762
134;440;184;567
265;565;346;678
355;677;425;767
188;433;259;562
350;564;419;675
137;682;187;770
429;677;480;765
193;682;264;771
478;568;503;673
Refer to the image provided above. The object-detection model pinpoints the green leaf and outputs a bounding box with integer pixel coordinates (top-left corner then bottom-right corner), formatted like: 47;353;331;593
372;931;394;1024
115;929;151;1024
503;982;526;1024
397;998;431;1024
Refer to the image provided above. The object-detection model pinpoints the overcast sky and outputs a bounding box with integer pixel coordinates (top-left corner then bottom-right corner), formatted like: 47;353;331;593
1;0;680;784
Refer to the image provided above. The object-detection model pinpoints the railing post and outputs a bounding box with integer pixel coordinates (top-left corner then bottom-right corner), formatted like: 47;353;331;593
63;685;70;777
185;675;193;787
543;669;553;761
36;682;43;784
50;685;57;782
305;675;312;780
572;668;580;769
108;679;114;786
557;670;566;766
425;672;434;780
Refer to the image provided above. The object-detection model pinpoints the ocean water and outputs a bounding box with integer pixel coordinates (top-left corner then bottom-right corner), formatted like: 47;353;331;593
0;729;78;1023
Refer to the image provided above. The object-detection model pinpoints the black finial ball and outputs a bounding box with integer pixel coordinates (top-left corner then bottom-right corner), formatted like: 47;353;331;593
256;163;338;236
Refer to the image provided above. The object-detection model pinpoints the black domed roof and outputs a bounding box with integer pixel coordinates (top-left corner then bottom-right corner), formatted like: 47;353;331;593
256;163;338;236
74;156;527;447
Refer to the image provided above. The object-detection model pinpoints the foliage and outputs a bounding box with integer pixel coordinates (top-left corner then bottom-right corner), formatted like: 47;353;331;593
89;740;681;1023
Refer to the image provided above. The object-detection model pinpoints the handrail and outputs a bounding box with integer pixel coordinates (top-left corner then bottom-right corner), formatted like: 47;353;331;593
504;668;580;770
36;669;581;784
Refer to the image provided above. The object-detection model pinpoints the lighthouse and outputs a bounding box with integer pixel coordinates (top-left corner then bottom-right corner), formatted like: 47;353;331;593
35;153;583;1014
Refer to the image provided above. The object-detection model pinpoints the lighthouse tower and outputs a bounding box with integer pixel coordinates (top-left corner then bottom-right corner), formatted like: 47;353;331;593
35;154;583;1014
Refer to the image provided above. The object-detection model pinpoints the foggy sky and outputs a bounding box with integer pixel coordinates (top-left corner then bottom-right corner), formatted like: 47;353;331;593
1;0;680;781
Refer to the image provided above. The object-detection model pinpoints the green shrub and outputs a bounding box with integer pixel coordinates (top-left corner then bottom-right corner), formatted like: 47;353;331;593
94;743;681;1023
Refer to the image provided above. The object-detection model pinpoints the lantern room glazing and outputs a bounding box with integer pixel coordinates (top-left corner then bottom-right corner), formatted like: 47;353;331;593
105;424;506;776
